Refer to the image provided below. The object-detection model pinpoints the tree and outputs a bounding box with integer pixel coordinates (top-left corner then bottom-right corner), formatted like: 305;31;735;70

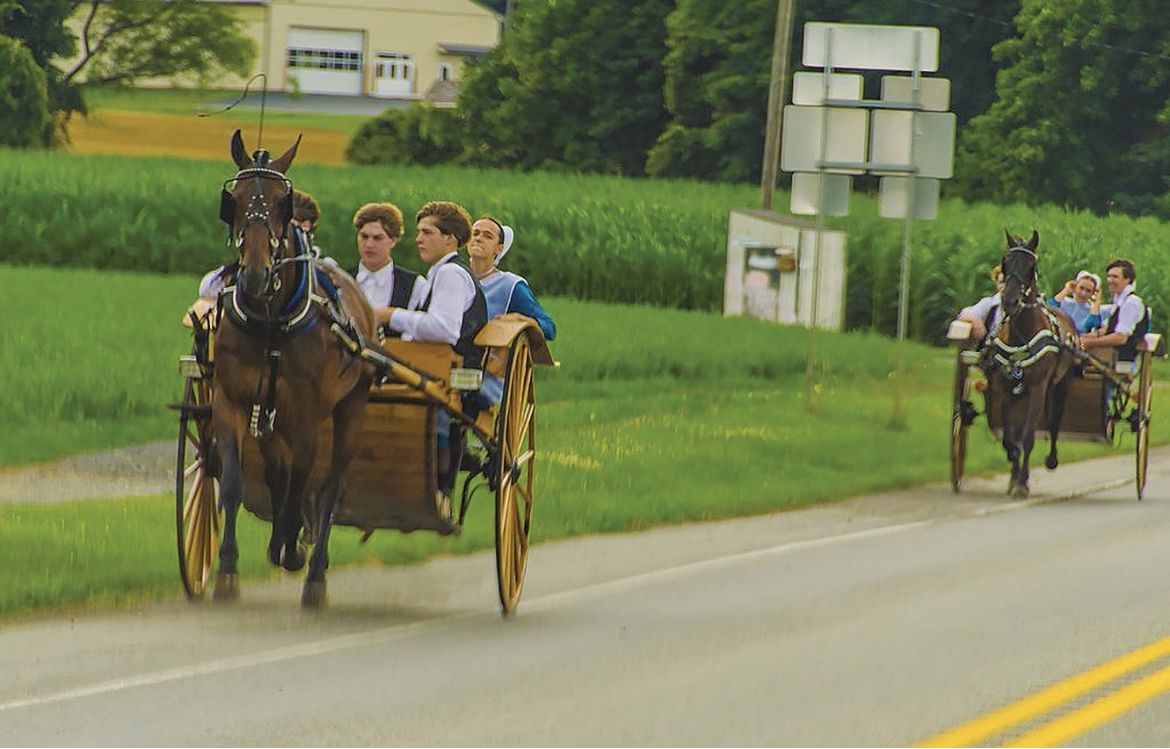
647;0;1020;182
954;0;1170;215
0;0;255;143
345;105;463;166
459;0;673;175
0;34;53;147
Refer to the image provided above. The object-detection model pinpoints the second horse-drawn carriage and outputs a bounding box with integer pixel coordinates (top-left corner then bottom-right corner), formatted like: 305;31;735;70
948;232;1163;499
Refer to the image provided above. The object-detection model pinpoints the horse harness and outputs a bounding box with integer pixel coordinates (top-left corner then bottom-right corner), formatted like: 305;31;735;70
218;154;355;440
980;244;1077;396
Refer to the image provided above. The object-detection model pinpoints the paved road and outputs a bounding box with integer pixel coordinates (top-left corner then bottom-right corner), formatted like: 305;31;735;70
1;448;1169;746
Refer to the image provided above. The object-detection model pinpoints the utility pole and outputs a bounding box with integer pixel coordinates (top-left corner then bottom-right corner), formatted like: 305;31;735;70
760;0;797;211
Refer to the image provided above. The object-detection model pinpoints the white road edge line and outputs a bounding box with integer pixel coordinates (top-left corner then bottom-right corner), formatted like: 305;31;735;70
0;520;929;713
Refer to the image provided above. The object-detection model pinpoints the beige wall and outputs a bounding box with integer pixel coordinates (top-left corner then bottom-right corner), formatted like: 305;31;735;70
268;0;499;95
63;0;499;96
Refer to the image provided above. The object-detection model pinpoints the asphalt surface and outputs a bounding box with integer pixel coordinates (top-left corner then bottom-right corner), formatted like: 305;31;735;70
1;446;1169;745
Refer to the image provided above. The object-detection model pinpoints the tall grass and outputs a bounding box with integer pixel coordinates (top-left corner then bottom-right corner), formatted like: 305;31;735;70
2;147;1166;346
1;265;1163;618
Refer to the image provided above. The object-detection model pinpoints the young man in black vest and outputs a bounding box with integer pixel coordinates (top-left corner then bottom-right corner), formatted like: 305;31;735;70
385;201;488;519
1081;258;1147;358
348;202;426;337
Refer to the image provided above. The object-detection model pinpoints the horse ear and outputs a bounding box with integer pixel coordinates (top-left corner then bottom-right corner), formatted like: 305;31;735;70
1004;228;1015;247
270;134;302;174
1027;230;1039;251
230;129;249;169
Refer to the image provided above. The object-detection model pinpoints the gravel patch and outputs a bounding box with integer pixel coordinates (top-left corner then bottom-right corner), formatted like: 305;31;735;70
0;441;175;504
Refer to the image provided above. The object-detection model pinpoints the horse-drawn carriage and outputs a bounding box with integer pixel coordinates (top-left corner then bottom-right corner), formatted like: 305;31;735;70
948;232;1163;499
173;131;554;615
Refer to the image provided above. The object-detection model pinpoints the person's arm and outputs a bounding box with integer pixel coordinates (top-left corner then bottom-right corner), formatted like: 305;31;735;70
956;296;994;340
1053;280;1074;302
507;281;557;341
388;266;469;344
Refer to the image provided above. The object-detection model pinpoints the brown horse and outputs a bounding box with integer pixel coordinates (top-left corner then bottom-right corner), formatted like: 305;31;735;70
212;129;377;607
986;230;1078;498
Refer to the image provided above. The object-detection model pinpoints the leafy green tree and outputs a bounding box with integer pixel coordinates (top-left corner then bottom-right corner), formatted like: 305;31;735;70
648;0;1019;182
954;0;1170;215
0;0;255;143
0;34;52;147
459;0;672;175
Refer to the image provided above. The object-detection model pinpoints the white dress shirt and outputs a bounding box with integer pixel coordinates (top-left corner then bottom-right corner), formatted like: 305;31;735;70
388;252;475;344
355;261;427;310
1104;284;1145;336
958;293;1002;331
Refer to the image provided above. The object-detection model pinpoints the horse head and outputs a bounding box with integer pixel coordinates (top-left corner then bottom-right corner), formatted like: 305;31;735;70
1000;229;1040;317
221;129;302;302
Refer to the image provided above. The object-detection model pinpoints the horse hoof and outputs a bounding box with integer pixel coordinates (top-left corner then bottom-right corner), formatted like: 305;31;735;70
302;580;327;609
1045;454;1059;470
267;540;282;568
281;545;306;572
1010;484;1030;499
213;573;240;601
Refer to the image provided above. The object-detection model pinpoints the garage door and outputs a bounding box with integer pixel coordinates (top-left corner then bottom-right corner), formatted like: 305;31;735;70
286;27;364;95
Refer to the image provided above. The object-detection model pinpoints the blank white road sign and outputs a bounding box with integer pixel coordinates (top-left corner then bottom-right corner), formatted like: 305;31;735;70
803;23;939;72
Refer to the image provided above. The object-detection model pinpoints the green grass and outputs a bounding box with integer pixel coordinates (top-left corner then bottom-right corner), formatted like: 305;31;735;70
80;85;372;135
0;265;1164;618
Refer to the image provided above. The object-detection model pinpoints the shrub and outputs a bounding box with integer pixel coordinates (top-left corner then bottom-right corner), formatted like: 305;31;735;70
0;35;52;148
345;104;463;166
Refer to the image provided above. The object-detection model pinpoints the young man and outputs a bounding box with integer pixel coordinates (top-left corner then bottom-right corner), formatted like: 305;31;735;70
1081;258;1147;356
384;201;487;518
347;202;426;337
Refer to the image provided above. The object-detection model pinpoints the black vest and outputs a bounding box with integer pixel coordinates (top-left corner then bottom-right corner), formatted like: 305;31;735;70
349;263;421;337
419;255;487;368
1105;296;1150;362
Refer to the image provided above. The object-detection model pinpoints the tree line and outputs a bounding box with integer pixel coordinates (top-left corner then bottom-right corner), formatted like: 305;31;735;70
6;0;1170;219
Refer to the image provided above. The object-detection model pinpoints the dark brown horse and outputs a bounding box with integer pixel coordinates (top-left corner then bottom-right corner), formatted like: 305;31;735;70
212;129;377;607
986;230;1077;498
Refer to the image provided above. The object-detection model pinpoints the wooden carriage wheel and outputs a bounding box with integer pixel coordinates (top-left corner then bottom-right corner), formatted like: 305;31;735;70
175;374;222;598
1135;351;1154;500
950;349;971;493
495;334;536;616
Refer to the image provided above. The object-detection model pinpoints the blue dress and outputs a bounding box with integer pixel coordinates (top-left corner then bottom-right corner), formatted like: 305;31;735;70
479;270;557;405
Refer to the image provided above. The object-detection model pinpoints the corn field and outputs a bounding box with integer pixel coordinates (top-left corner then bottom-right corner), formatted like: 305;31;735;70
1;148;1165;345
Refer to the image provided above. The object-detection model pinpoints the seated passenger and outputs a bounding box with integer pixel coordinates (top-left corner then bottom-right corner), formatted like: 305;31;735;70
199;189;326;299
347;202;426;337
467;217;557;340
467;217;557;407
1081;258;1148;360
384;201;487;517
1048;270;1101;334
954;265;1004;342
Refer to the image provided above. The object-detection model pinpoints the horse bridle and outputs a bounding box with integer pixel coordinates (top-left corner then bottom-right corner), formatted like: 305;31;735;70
220;164;296;298
1001;244;1041;312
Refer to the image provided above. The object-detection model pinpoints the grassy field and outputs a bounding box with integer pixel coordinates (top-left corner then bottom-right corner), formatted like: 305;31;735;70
0;264;1162;618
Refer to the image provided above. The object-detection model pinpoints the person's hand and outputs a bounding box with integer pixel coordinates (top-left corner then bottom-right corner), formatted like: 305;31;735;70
969;318;987;341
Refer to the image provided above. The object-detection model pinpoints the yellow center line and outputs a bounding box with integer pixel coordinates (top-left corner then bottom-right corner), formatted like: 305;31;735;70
1004;661;1170;747
916;635;1170;748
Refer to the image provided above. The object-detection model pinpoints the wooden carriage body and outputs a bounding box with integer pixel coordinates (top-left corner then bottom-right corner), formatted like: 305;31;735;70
176;300;555;612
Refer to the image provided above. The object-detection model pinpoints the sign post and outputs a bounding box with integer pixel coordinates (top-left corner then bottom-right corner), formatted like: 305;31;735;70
779;22;956;424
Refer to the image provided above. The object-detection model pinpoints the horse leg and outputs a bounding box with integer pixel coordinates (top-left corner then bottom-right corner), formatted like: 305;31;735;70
1012;395;1047;498
264;460;290;568
277;457;313;573
1045;377;1070;470
303;387;369;609
214;430;243;600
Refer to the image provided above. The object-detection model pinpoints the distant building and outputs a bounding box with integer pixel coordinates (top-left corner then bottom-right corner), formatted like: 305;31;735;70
76;0;501;105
